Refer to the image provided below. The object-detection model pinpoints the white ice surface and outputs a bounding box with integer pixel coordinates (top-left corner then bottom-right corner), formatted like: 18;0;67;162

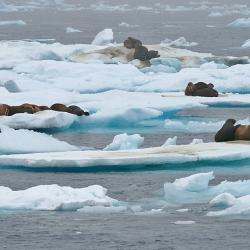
0;142;250;168
104;133;144;151
0;184;119;211
0;126;78;154
0;110;79;129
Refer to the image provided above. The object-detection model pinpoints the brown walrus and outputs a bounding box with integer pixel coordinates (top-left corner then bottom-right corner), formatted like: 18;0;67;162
215;119;240;142
51;103;89;116
185;82;218;97
68;105;90;116
124;37;142;49
234;125;250;140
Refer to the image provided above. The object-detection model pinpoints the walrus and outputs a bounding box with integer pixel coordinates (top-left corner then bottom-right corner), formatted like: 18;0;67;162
124;37;142;49
68;105;90;116
185;82;218;97
147;50;160;60
234;125;250;140
215;119;240;142
134;45;149;61
50;103;69;113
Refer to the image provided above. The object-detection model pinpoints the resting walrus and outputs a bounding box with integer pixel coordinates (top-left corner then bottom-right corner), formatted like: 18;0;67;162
51;103;89;116
185;82;218;97
215;119;240;142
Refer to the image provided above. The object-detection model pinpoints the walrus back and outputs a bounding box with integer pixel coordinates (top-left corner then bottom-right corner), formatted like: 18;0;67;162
235;126;250;140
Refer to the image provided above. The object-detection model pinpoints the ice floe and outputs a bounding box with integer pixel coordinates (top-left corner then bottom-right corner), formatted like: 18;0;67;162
91;29;114;46
0;20;26;26
208;194;250;217
161;37;198;47
0;110;79;130
0;126;78;154
66;27;82;33
228;18;250;28
104;133;144;151
1;142;250;168
162;136;177;147
0;184;119;211
164;171;250;205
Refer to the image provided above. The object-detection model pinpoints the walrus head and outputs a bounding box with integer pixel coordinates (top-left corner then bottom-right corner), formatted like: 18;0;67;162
208;83;214;89
185;82;195;96
124;37;142;49
215;118;237;142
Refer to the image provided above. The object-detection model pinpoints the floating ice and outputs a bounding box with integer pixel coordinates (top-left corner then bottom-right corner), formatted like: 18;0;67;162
228;18;250;28
0;125;78;154
200;61;227;70
242;39;250;48
162;136;177;147
174;221;195;225
0;184;119;211
0;20;26;26
164;172;250;204
164;118;250;134
190;139;204;145
161;37;198;47
91;29;114;46
118;22;138;28
0;110;79;130
66;27;82;33
208;194;250;217
104;133;144;151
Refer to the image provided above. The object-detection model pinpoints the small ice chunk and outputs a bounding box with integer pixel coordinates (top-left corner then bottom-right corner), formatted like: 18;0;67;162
190;139;204;145
161;37;198;47
174;220;195;225
91;29;114;46
228;18;250;28
172;172;214;192
162;136;177;147
104;133;144;151
176;208;189;213
210;193;237;207
66;27;82;33
0;20;26;26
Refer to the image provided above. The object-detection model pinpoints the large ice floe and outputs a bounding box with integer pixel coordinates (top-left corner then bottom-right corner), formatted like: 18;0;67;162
0;184;121;211
0;126;78;154
0;142;250;168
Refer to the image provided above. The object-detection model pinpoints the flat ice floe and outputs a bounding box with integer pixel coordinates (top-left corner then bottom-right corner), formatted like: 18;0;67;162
0;126;78;154
0;184;120;211
0;110;79;130
0;141;250;168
